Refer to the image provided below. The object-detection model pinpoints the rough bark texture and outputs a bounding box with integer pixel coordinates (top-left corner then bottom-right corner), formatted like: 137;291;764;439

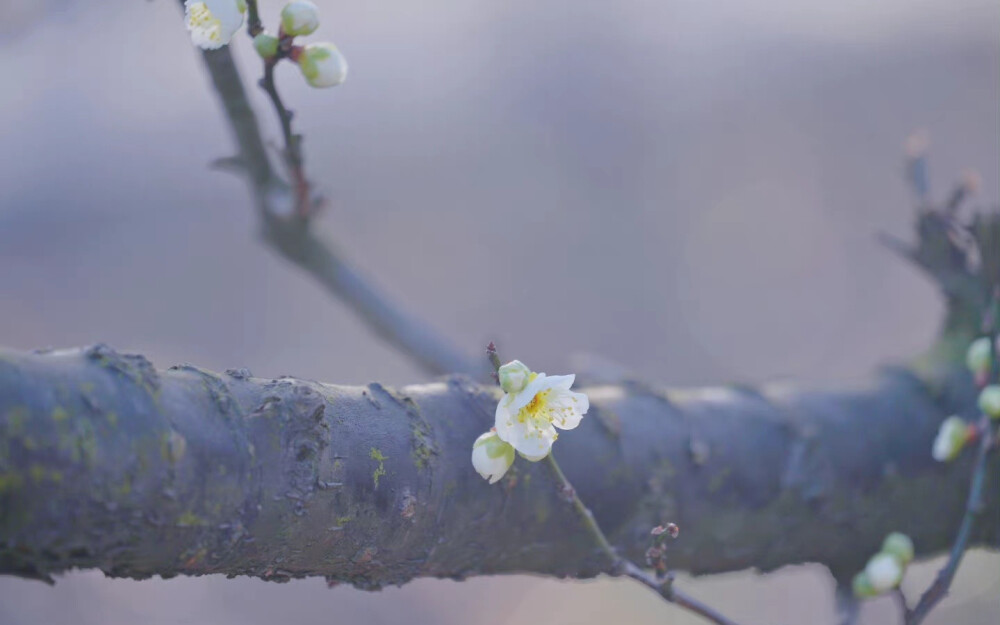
0;345;996;587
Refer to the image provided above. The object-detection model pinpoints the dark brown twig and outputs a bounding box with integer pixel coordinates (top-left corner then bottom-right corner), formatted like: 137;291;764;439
245;0;263;36
258;55;312;218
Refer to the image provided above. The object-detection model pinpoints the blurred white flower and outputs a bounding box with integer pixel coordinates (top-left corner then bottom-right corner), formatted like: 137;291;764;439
965;336;992;376
296;43;348;88
494;368;588;461
864;553;903;593
932;416;969;462
281;1;321;37
881;532;914;566
471;430;514;484
185;0;246;50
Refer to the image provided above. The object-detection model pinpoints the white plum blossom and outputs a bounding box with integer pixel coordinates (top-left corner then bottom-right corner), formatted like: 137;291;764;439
471;430;514;484
281;1;321;37
296;43;349;88
184;0;246;50
494;365;589;461
864;553;903;593
932;416;968;462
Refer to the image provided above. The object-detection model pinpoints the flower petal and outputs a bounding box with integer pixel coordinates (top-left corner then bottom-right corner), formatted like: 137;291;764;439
185;0;245;50
545;374;576;390
548;388;589;430
507;424;556;459
507;373;550;412
494;396;518;442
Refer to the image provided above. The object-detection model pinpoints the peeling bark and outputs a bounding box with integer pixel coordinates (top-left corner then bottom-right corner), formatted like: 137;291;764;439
0;345;995;587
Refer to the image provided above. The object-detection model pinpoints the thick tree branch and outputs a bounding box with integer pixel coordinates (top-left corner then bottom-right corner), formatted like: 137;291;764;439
0;345;996;586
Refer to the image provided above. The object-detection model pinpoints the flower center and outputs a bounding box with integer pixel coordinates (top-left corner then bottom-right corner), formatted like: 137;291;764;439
517;390;551;427
188;3;223;42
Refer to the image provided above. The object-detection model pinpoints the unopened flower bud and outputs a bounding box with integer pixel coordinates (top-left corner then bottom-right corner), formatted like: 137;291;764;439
978;385;1000;419
296;43;348;88
932;416;969;462
852;571;878;599
864;553;903;593
498;360;531;394
966;337;993;376
281;1;321;37
471;430;514;484
881;532;914;566
253;32;280;59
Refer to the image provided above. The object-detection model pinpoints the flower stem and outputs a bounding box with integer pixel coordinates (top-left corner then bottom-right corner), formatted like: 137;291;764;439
545;452;746;625
545;453;616;557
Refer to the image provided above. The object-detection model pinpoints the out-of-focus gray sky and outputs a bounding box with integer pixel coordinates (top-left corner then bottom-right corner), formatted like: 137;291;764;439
0;1;997;623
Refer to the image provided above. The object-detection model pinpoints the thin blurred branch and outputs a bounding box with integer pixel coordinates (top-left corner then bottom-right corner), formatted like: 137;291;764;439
904;298;999;625
190;16;479;377
835;582;861;625
904;421;996;624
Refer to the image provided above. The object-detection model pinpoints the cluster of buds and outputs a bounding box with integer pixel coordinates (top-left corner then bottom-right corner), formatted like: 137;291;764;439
933;335;999;462
184;1;347;89
645;523;679;577
853;532;914;598
255;2;348;88
471;354;589;484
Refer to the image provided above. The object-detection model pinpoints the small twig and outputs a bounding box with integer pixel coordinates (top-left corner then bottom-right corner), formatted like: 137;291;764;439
544;452;747;625
905;422;995;624
259;57;312;217
892;588;911;624
834;581;860;625
483;337;745;625
245;0;263;36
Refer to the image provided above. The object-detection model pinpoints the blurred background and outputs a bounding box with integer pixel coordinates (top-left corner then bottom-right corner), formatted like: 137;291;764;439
0;0;997;622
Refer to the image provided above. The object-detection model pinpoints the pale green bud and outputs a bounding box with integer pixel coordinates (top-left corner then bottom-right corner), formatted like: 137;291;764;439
281;1;320;37
881;532;914;566
471;431;514;484
852;571;878;599
966;337;993;375
498;360;531;394
932;416;969;462
297;43;348;88
253;32;280;59
978;385;1000;419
